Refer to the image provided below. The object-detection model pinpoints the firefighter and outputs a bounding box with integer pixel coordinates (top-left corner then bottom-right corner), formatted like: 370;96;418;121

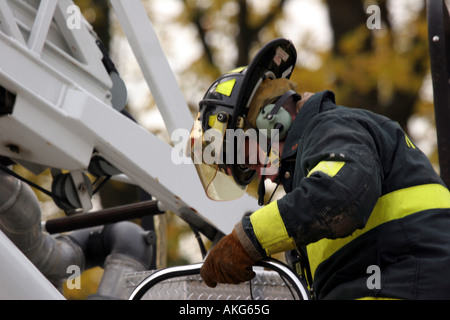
190;38;450;299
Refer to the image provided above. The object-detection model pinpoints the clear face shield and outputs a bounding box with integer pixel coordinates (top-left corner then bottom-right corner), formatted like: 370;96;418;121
187;112;248;201
188;38;298;203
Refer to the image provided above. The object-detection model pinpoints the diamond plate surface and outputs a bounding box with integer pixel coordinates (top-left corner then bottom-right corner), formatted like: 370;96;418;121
125;269;300;300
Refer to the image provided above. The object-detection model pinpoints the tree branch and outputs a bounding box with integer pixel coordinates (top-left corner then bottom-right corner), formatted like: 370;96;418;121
180;0;215;65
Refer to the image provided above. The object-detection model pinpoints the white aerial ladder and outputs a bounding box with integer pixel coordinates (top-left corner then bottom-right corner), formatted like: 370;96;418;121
0;0;259;233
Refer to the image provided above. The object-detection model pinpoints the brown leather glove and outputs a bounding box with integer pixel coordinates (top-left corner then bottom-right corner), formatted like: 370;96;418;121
200;229;259;288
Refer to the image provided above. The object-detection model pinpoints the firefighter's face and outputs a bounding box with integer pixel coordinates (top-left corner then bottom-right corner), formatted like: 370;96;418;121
242;135;280;182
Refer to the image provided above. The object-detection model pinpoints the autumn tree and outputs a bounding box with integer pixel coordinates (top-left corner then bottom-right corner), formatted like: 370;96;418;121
174;0;430;132
75;0;431;133
323;0;429;130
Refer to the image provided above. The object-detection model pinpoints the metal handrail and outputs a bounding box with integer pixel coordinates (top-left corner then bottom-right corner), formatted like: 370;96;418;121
128;260;310;300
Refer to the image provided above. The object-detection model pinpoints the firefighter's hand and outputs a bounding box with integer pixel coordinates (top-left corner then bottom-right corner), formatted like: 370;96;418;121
200;229;257;288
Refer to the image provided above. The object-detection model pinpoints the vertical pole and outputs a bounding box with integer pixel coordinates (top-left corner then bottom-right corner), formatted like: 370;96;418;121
427;0;450;187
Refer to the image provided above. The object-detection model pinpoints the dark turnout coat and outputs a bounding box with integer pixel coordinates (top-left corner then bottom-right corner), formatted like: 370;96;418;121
240;90;450;299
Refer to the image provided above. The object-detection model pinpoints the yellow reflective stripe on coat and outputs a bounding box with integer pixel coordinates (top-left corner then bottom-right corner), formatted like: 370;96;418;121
250;201;296;256
307;161;345;178
307;184;450;278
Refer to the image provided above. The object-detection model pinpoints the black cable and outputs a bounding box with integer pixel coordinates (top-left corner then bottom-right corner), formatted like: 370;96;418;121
276;267;296;300
0;163;71;207
190;225;208;259
257;144;272;206
0;163;114;214
265;257;297;300
267;181;281;203
248;257;298;300
92;175;111;195
258;123;283;206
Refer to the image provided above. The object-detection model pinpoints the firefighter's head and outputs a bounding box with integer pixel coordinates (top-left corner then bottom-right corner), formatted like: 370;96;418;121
189;38;300;201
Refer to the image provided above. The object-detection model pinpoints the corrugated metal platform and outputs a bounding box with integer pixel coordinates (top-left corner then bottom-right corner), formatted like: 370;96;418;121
125;269;300;300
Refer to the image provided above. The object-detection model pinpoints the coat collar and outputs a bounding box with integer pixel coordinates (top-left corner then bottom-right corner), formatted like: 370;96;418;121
281;90;336;160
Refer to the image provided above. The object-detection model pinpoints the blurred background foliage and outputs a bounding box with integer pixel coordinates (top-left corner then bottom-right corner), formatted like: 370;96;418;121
18;0;438;298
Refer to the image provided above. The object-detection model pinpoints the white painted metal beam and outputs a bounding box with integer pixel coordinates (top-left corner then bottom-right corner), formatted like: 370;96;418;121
27;0;58;54
61;87;259;239
0;0;26;45
0;230;65;300
110;0;194;135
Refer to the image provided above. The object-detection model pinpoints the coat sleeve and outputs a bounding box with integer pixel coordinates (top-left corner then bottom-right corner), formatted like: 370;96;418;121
238;112;383;257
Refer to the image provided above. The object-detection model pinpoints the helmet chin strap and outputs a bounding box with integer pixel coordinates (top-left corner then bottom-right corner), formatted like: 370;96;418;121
257;166;267;206
257;122;283;206
257;91;300;205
